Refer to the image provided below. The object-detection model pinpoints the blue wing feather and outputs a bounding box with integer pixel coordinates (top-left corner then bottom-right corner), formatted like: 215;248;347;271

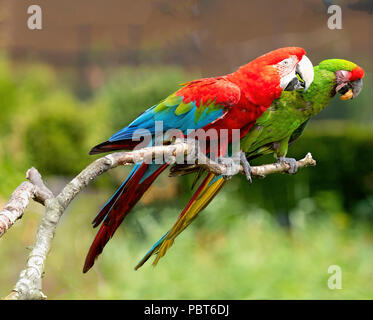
108;98;224;142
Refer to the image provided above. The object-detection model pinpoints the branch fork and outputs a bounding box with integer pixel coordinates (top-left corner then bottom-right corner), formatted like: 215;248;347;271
0;141;316;299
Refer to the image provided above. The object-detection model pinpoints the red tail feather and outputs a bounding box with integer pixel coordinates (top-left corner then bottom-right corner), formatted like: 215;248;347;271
89;139;141;155
83;163;169;273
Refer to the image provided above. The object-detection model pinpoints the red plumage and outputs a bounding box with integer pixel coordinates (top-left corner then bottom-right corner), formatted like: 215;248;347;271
83;47;308;272
350;65;365;81
89;140;141;155
83;163;169;273
178;47;306;140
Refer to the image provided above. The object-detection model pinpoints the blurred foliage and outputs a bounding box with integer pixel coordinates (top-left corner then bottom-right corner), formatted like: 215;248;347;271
0;55;192;195
0;55;104;193
24;95;92;175
0;54;373;299
1;192;373;299
223;121;373;225
96;65;192;130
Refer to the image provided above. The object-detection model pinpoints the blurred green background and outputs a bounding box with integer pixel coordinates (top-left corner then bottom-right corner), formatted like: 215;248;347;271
1;0;373;299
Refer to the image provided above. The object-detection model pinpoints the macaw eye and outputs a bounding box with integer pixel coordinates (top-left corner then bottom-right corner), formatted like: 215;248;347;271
335;70;352;83
340;70;350;79
279;58;291;66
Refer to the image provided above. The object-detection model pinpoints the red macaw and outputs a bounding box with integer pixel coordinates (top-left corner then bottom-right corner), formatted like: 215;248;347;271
83;47;314;273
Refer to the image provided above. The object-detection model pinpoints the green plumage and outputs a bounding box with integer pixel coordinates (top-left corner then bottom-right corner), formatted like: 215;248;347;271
241;59;356;159
135;59;364;269
154;93;223;124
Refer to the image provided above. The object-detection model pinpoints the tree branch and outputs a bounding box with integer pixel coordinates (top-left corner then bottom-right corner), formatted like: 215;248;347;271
0;182;35;238
1;141;316;299
26;168;55;205
0;168;55;238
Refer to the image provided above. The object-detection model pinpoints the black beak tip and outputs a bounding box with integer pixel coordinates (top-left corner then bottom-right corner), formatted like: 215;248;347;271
284;77;303;91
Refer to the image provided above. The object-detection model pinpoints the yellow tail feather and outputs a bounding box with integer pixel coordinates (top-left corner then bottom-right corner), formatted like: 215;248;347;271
152;172;226;266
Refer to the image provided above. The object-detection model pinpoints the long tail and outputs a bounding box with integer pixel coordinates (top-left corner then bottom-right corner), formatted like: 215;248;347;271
135;172;226;270
83;162;169;273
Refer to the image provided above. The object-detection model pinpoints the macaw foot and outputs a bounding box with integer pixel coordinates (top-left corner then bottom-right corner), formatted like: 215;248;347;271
278;156;298;174
240;151;252;183
218;156;240;180
218;152;252;182
190;138;206;163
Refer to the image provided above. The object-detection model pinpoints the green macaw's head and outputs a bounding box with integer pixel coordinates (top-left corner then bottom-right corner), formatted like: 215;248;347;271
318;59;365;100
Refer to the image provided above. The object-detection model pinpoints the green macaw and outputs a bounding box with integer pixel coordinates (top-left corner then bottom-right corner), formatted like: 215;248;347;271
135;58;365;269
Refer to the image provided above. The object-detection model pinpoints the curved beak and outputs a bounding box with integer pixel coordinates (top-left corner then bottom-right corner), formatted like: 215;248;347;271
351;78;363;98
296;55;314;91
282;55;314;92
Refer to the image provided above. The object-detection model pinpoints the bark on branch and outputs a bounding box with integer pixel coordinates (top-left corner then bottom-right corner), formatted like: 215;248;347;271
0;168;54;238
1;141;316;300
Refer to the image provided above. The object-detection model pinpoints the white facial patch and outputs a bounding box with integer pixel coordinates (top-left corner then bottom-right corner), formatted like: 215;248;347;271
275;55;298;77
275;55;299;90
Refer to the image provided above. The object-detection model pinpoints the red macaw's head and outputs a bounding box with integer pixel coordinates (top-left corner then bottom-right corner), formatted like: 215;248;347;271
233;47;314;106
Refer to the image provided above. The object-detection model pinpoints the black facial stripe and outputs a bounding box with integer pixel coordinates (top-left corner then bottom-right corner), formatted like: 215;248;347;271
338;85;350;95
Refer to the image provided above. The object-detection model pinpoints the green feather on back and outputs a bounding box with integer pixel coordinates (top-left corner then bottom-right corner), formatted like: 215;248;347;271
175;101;193;116
154;94;182;113
243;58;360;158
